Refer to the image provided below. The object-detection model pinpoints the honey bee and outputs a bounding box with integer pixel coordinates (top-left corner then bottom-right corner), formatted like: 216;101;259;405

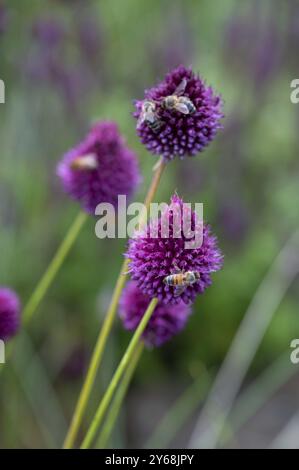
70;154;98;171
137;100;163;133
163;263;200;297
162;78;196;115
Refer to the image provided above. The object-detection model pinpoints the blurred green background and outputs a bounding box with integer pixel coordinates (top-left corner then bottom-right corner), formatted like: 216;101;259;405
0;0;299;449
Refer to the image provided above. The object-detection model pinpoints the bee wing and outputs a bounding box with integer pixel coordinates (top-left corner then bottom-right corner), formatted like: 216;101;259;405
174;284;187;297
70;154;97;170
145;111;156;124
137;112;146;129
174;78;187;96
171;262;181;274
175;102;190;114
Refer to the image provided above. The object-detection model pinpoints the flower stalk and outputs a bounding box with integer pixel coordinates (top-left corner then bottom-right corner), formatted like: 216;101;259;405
97;341;144;448
23;211;88;325
80;298;158;449
63;158;165;449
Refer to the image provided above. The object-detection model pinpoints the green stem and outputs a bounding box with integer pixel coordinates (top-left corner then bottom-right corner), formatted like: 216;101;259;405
80;298;158;449
63;256;129;448
97;342;144;448
23;211;88;325
63;158;165;449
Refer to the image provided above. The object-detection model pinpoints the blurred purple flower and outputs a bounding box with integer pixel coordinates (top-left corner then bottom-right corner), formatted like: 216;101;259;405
286;0;299;71
24;52;60;83
287;0;299;42
127;194;223;305
217;199;250;246
0;183;19;228
252;18;281;92
57;121;141;214
120;281;192;347
23;13;103;127
32;17;65;48
0;4;8;36
0;287;21;341
176;159;207;196
134;65;223;162
224;13;258;66
223;5;282;95
23;16;65;84
61;345;87;380
57;64;93;116
149;8;193;78
76;14;102;65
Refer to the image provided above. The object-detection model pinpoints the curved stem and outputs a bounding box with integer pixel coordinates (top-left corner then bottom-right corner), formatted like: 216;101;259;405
63;256;128;448
63;158;166;449
97;342;144;448
141;157;166;227
81;298;158;449
23;211;88;325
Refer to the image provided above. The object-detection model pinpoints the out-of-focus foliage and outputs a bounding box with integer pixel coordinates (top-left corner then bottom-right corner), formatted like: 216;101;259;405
0;0;298;448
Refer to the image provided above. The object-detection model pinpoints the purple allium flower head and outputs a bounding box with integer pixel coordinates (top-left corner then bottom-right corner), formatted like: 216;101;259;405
126;194;223;305
133;65;223;162
0;287;21;341
57;121;141;214
120;281;191;347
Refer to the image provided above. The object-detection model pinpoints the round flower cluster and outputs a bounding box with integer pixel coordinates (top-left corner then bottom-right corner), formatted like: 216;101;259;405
126;195;223;305
120;195;223;347
134;65;223;162
57;121;141;214
0;287;21;341
119;281;191;348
